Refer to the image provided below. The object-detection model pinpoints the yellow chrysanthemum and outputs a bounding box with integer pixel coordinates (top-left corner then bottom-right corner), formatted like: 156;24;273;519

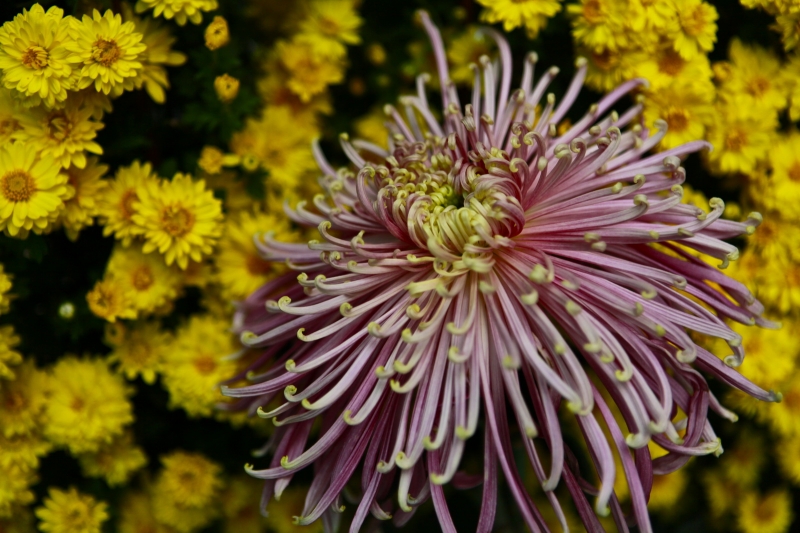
775;11;800;51
632;41;713;91
0;431;51;473
0;4;74;108
60;157;108;240
704;102;777;175
0;360;48;438
256;59;332;124
583;45;656;93
0;263;10;315
278;36;345;103
42;356;134;454
667;0;718;59
446;28;495;86
354;107;389;150
122;6;187;104
642;80;715;151
0;88;22;145
215;210;298;300
221;476;267;533
701;470;742;523
478;0;561;38
13;95;104;169
161;314;239;417
732;248;800;318
776;435;800;485
135;0;219;26
0;464;37;518
719;435;767;488
132;173;224;269
567;0;628;52
205;16;230;50
0;142;69;238
66;9;146;96
35;487;108;533
107;321;171;384
717;39;787;113
747;133;800;221
151;451;223;533
96;160;159;246
198;146;239;175
0;325;21;381
736;490;794;533
298;0;362;57
106;245;183;315
0;503;35;531
727;371;800;436
77;431;147;487
118;491;174;533
86;277;137;322
214;73;240;103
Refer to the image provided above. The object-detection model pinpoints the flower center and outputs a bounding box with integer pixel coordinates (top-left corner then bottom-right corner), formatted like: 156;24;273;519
318;17;340;37
119;189;138;220
591;49;619;71
46;111;73;142
0;117;22;137
657;49;686;76
1;170;36;202
787;162;800;182
70;396;85;412
246;254;273;276
682;7;708;37
583;0;605;23
193;355;217;375
4;390;25;412
664;108;690;133
128;344;152;365
746;77;770;98
725;128;747;152
161;205;195;237
21;46;48;69
131;266;154;291
91;39;121;67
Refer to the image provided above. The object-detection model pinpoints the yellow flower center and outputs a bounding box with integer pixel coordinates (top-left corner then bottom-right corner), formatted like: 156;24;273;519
583;0;605;24
591;49;619;71
318;17;341;37
724;128;747;152
657;49;686;76
131;266;154;291
127;344;153;366
746;77;770;98
682;7;709;37
787;162;800;183
119;189;139;220
61;505;92;530
160;205;195;237
1;169;36;202
46;111;73;142
193;355;217;375
0;117;22;137
3;390;25;412
70;396;85;412
664;108;690;133
246;254;273;276
91;39;122;67
21;46;48;69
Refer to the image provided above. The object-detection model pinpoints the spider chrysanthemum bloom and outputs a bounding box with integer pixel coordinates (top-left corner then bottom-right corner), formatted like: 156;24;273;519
0;4;74;109
225;13;779;532
66;9;146;96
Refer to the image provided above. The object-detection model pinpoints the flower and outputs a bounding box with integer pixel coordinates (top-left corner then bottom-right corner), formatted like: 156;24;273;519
716;39;787;113
0;360;49;438
198;145;239;175
0;142;69;238
215;210;299;300
478;0;562;38
118;491;172;533
42;356;134;454
567;0;628;51
66;9;146;96
278;36;345;103
704;102;776;175
135;0;219;26
205;16;230;50
667;0;718;60
161;314;238;417
298;0;362;57
736;490;794;533
0;464;37;518
0;325;21;381
13;94;104;169
106;245;183;315
0;431;51;472
220;476;270;533
86;278;137;322
642;79;715;151
151;451;223;533
132;173;224;269
96;160;159;246
107;321;172;384
223;13;778;531
0;88;22;145
35;487;108;533
0;263;11;315
214;73;240;103
747;133;800;221
76;430;147;487
60;157;108;240
0;4;74;108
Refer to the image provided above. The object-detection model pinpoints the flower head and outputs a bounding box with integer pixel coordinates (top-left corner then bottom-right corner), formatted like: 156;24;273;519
66;9;146;96
224;13;779;531
0;142;69;238
0;4;74;108
0;360;49;438
214;73;240;103
478;0;562;38
205;16;230;50
60;157;108;240
298;0;362;56
106;245;183;315
35;487;108;533
96;160;159;246
107;321;172;384
135;0;219;26
86;278;137;322
0;325;21;381
668;0;718;60
132;173;224;269
76;430;147;487
151;451;223;532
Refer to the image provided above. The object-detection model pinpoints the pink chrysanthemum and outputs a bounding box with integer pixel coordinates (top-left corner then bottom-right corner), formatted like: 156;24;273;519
223;12;778;533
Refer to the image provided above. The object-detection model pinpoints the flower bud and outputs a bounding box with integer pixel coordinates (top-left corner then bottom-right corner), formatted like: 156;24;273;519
205;16;230;50
214;74;239;103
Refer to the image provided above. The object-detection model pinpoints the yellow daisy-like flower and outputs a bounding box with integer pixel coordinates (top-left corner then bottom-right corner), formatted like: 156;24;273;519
214;73;240;103
567;0;628;52
0;431;51;472
298;0;363;56
642;80;715;151
0;360;49;438
96;160;159;246
0;464;37;518
668;0;718;59
86;277;137;323
354;107;389;150
704;102;776;175
205;16;230;50
748;133;800;221
132;173;224;270
279;36;345;103
118;491;173;533
35;487;108;533
736;490;794;533
583;45;655;92
77;430;147;487
123;6;187;104
446;28;495;86
0;88;22;145
0;263;11;315
107;321;171;384
478;0;562;38
13;95;104;169
256;58;333;123
135;0;220;26
42;355;134;454
775;11;800;51
60;157;108;240
0;324;21;381
717;435;767;488
717;39;787;113
215;210;299;300
0;142;68;238
106;245;183;315
151;451;223;533
66;9;146;96
198;146;239;175
0;4;74;108
161;314;238;417
632;40;713;91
